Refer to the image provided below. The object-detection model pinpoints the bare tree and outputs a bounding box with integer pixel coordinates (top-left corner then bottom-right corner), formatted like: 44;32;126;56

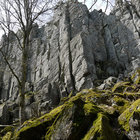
0;0;55;124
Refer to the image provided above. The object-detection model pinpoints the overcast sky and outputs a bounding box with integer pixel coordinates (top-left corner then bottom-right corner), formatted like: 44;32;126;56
79;0;115;14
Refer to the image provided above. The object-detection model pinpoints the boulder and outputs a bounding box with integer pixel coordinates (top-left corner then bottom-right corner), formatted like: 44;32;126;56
97;76;117;90
118;99;140;140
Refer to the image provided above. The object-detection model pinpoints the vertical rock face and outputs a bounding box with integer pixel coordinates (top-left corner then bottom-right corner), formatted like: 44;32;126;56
0;103;9;124
113;0;140;71
0;0;139;120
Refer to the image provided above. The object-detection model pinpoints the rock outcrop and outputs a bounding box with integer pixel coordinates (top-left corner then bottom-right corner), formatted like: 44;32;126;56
1;70;139;139
0;0;139;130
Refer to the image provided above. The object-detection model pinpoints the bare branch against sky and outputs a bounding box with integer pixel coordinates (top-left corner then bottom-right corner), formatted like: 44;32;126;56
0;0;115;39
79;0;115;13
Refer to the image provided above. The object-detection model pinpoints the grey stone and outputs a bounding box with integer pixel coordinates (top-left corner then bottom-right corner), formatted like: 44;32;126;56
0;103;9;124
25;102;40;119
97;76;117;90
39;100;52;114
11;107;19;123
25;94;35;106
128;111;140;140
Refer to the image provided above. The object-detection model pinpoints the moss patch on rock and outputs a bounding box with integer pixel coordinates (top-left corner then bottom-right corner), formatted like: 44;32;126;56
13;104;65;140
82;113;116;140
45;98;102;140
0;126;14;137
2;132;12;140
112;82;130;93
112;96;131;114
118;99;140;132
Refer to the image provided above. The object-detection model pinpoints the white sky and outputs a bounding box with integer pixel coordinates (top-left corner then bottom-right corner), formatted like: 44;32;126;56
0;0;115;40
79;0;115;14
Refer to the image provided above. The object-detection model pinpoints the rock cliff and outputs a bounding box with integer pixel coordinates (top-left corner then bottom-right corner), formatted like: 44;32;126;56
0;0;140;139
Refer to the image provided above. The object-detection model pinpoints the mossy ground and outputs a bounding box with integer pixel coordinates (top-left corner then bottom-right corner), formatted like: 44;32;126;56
1;70;140;140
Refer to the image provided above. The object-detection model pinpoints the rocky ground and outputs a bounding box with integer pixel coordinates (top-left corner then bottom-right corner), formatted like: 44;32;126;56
0;69;139;140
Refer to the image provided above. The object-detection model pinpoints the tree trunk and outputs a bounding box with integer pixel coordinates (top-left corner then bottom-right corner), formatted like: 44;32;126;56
19;36;28;125
19;87;26;125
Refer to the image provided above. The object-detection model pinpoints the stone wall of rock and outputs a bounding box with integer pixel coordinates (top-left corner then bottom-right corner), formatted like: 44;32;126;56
0;0;139;123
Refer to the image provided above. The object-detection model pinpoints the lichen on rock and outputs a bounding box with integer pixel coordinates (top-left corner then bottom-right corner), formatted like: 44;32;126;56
118;99;140;132
82;113;116;140
112;82;130;93
131;69;140;85
2;132;12;140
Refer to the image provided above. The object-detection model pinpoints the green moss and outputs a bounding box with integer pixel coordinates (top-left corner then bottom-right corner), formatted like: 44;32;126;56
118;99;140;132
124;92;140;96
45;102;74;140
112;96;131;114
112;82;130;93
13;104;65;140
124;92;140;100
25;91;37;99
0;126;14;136
66;89;110;105
45;109;64;140
13;96;82;139
83;102;101;115
59;91;74;104
99;105;116;115
82;113;116;140
131;69;140;84
67;92;84;103
2;132;12;140
45;97;103;140
59;97;69;104
84;90;101;103
45;102;75;139
11;81;139;140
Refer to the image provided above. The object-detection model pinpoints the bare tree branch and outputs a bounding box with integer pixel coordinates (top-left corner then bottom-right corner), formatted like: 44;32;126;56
0;0;55;124
0;47;21;86
89;0;97;11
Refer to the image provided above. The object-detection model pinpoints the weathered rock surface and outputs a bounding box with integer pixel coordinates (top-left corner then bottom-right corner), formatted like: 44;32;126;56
1;70;139;140
0;103;9;125
0;0;139;130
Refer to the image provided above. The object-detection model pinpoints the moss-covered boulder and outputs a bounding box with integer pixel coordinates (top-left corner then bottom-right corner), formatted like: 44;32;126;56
118;99;140;140
13;104;65;140
45;99;102;140
82;113;116;140
11;91;119;140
